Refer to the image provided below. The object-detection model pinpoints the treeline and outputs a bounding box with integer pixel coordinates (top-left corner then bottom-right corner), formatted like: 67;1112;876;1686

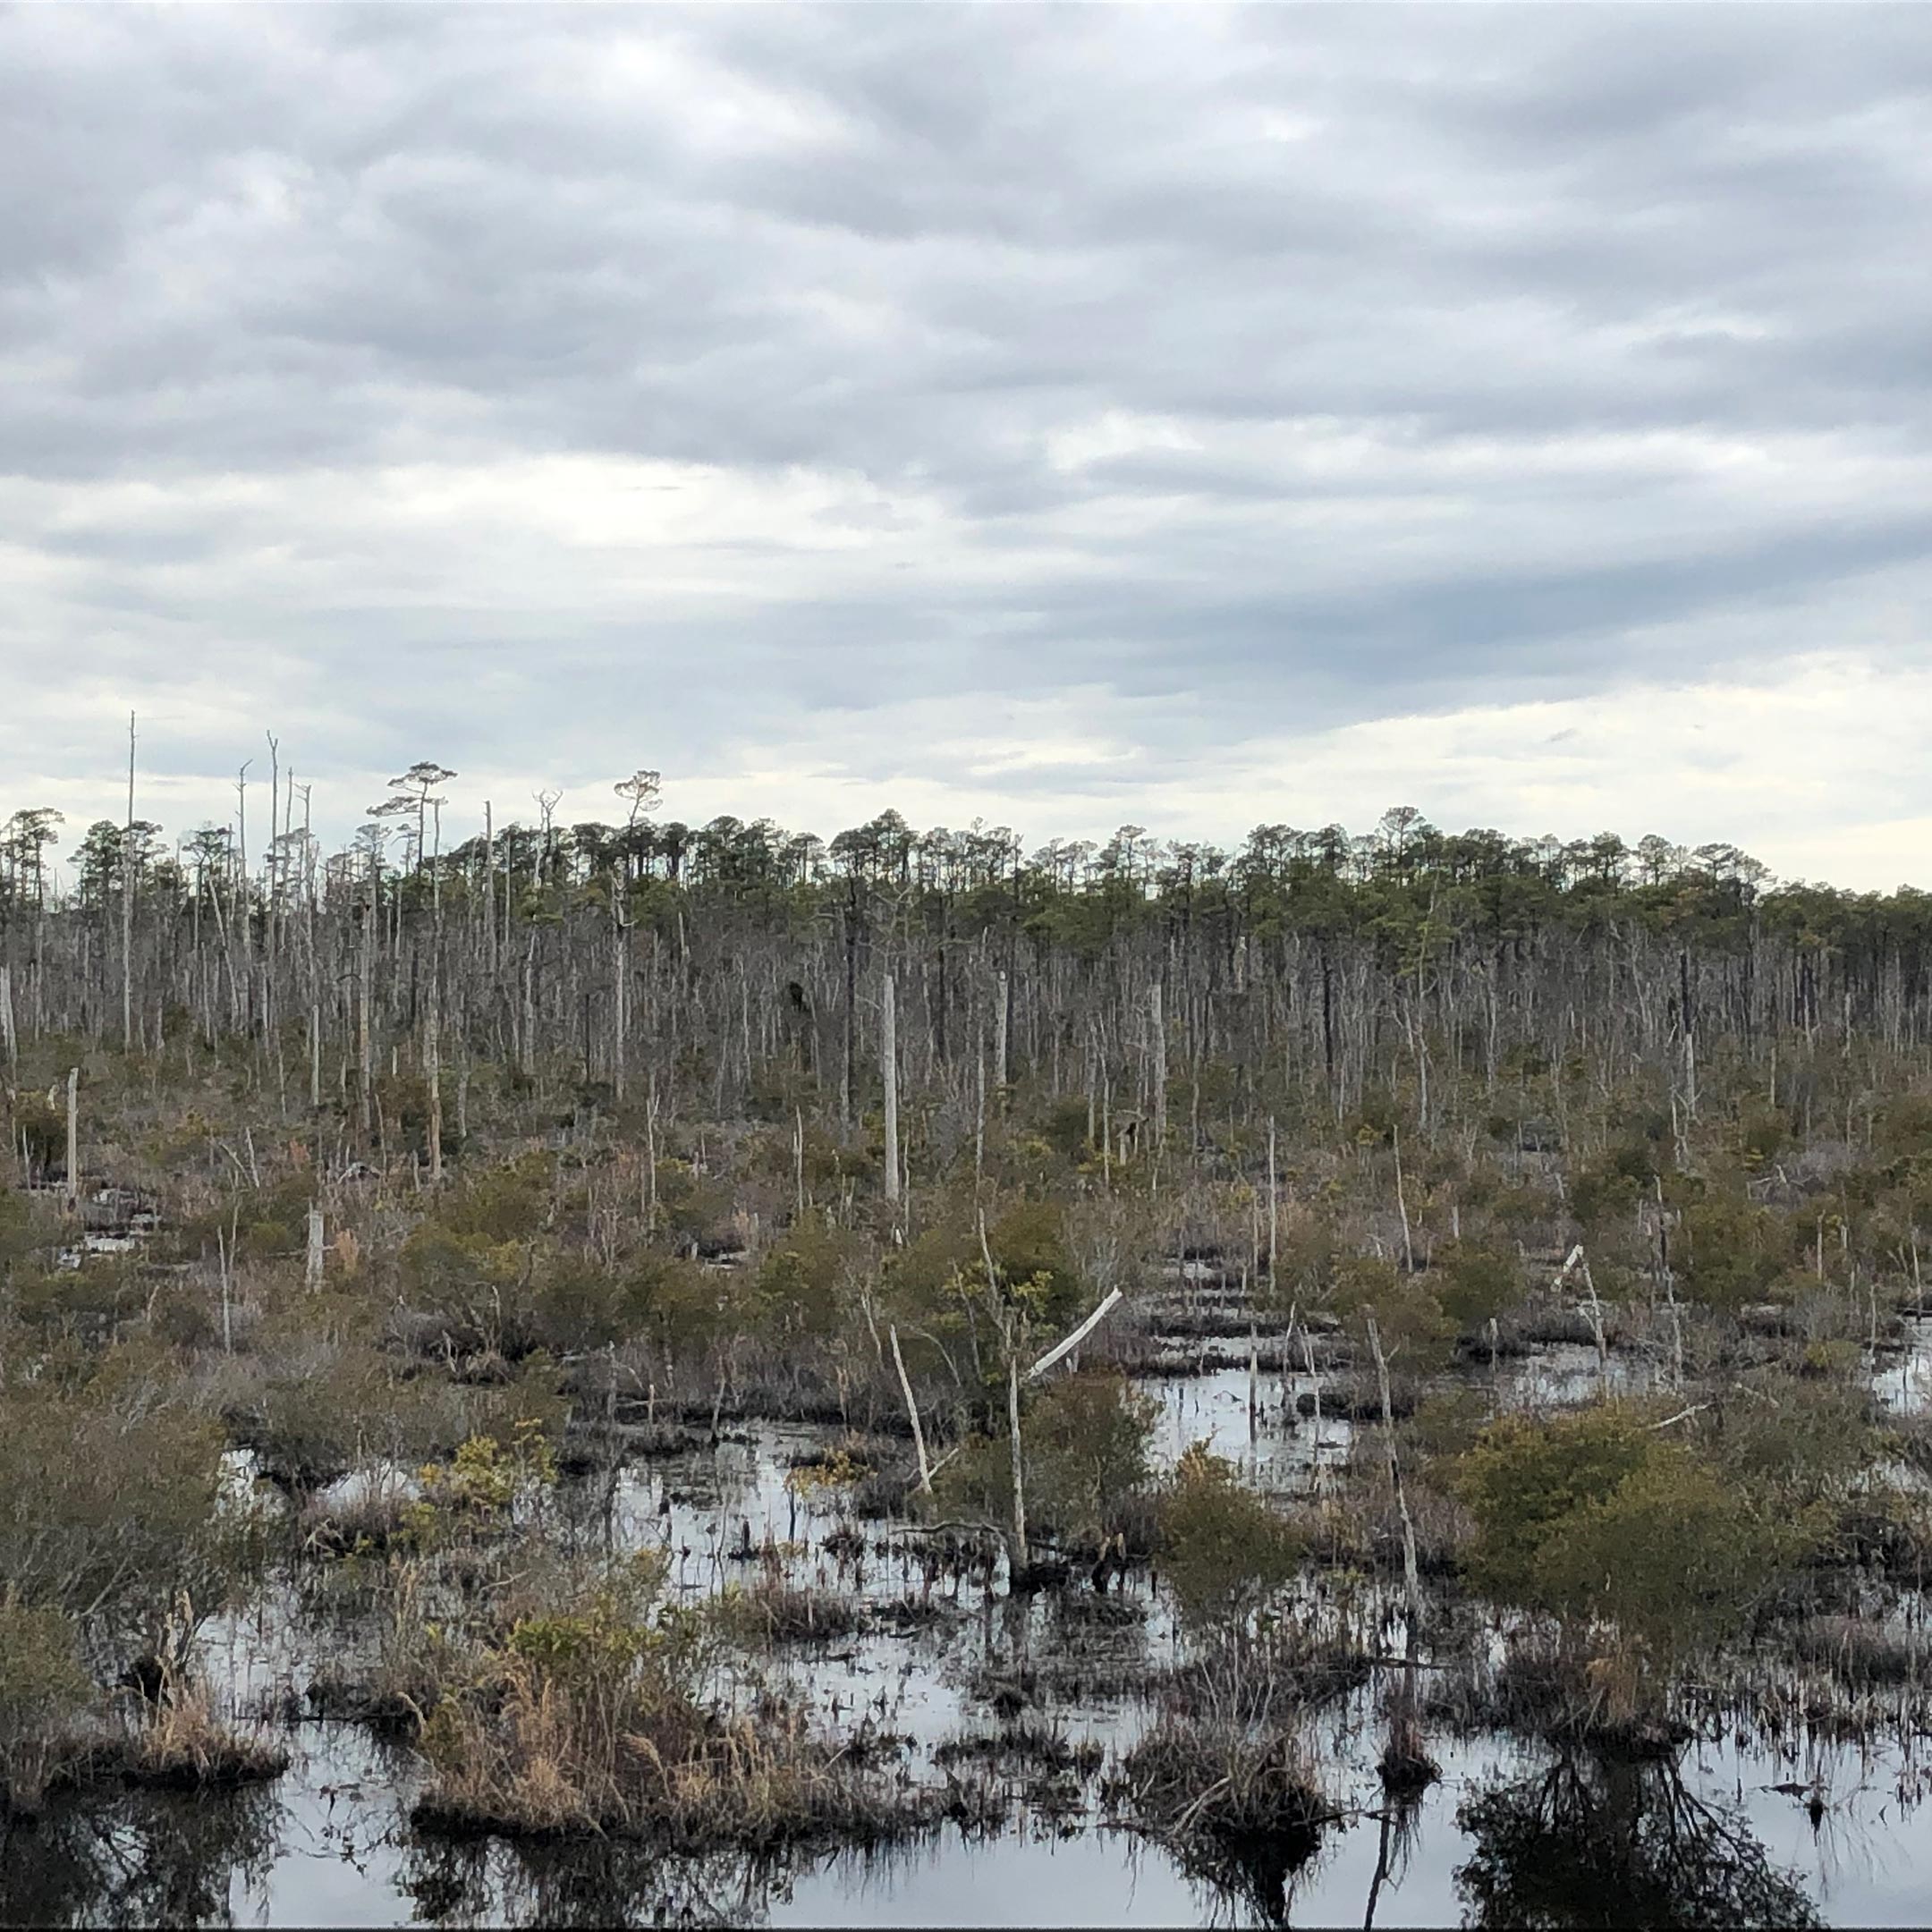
4;775;1932;1168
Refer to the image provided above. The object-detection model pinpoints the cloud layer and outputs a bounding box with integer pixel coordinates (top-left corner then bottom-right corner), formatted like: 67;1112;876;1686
4;5;1930;885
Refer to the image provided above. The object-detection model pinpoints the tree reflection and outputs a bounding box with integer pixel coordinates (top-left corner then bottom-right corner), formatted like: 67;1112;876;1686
400;1835;808;1928
0;1786;278;1928
1150;1808;1326;1928
1454;1753;1822;1929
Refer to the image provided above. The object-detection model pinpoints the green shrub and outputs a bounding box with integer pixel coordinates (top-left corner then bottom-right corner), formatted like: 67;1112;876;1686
1432;1244;1521;1333
0;1596;94;1807
0;1381;255;1658
1157;1445;1304;1635
1456;1406;1814;1657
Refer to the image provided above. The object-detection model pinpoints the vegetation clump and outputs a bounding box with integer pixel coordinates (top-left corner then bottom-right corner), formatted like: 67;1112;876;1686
410;1556;928;1852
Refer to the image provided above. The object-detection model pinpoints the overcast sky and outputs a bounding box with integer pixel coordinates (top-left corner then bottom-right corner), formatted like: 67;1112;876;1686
4;4;1930;886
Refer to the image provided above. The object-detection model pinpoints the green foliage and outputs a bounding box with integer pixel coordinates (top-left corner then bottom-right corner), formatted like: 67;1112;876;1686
1455;1407;1666;1605
1020;1372;1157;1546
1432;1243;1521;1332
0;1377;258;1656
1329;1255;1453;1366
1157;1443;1304;1635
0;1596;93;1803
10;1092;65;1173
933;1372;1156;1547
1569;1123;1671;1229
239;1343;566;1487
1456;1407;1814;1657
438;1157;554;1243
986;1201;1084;1325
1534;1457;1808;1655
1673;1194;1792;1309
749;1214;855;1340
1717;1374;1878;1504
419;1420;559;1520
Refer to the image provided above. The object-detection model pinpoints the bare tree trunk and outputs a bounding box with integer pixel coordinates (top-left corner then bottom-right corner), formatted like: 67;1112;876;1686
1149;976;1166;1147
1267;1115;1278;1286
1366;1314;1424;1636
882;969;900;1206
425;973;443;1185
122;711;135;1050
1394;1123;1414;1272
1007;1352;1029;1576
519;930;537;1080
612;922;627;1103
64;1066;79;1213
358;860;375;1136
974;1046;986;1182
305;1207;325;1289
890;1326;932;1493
994;967;1009;1093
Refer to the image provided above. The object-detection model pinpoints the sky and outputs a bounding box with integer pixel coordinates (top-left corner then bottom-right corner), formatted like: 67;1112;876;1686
4;4;1931;888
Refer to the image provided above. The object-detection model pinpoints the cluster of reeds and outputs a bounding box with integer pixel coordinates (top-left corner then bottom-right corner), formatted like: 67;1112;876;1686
409;1578;931;1852
119;1678;291;1792
1113;1716;1331;1902
708;1580;865;1647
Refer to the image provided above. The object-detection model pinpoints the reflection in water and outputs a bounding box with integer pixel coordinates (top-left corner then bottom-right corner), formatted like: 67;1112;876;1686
0;1784;278;1928
1453;1752;1824;1929
1362;1793;1426;1931
1146;1801;1326;1928
398;1835;812;1928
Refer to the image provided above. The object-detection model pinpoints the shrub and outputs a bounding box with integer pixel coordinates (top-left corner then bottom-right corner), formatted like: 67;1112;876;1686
1432;1243;1521;1333
1672;1194;1791;1310
1456;1407;1816;1659
1157;1445;1304;1636
0;1597;94;1809
931;1372;1157;1553
0;1383;253;1659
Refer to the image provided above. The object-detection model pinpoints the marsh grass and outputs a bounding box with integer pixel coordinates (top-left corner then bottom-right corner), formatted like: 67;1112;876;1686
411;1650;929;1851
1162;1627;1374;1726
119;1681;290;1792
709;1581;865;1647
1114;1717;1332;1918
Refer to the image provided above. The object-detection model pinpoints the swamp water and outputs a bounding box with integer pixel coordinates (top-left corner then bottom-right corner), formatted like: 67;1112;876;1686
9;1343;1932;1928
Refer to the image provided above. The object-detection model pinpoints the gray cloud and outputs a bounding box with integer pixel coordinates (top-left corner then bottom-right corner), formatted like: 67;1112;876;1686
2;4;1930;873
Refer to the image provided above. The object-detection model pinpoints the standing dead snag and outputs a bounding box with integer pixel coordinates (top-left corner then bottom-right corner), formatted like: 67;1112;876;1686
1366;1313;1436;1793
64;1066;79;1214
976;1208;1034;1579
122;710;136;1051
1148;977;1166;1149
425;977;443;1185
889;1325;933;1495
882;970;900;1207
1267;1116;1278;1286
993;967;1009;1094
1007;1351;1029;1577
0;964;15;1081
1365;1315;1424;1639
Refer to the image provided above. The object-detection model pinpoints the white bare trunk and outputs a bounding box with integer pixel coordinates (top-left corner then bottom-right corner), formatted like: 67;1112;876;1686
64;1066;79;1213
882;970;900;1206
993;969;1009;1090
1007;1352;1029;1574
890;1326;932;1493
